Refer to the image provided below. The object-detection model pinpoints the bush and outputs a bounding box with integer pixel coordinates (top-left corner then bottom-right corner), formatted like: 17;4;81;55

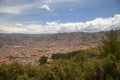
39;56;48;65
52;51;81;60
52;53;67;60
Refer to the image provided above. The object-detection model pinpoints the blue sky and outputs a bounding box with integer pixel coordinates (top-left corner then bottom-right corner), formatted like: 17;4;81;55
0;0;120;33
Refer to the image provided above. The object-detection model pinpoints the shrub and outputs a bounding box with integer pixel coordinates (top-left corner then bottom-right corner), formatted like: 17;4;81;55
52;53;67;60
52;51;81;60
39;56;48;65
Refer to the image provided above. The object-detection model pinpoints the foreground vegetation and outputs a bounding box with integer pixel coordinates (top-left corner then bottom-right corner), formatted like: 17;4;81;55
0;30;120;80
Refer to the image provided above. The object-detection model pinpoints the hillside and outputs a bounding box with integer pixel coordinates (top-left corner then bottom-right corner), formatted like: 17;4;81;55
0;32;104;64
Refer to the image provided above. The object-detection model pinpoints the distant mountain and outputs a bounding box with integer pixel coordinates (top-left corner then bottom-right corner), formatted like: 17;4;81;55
0;33;43;46
0;32;105;47
33;32;104;47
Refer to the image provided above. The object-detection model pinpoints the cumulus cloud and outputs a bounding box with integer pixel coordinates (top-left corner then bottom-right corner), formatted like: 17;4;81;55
0;14;120;34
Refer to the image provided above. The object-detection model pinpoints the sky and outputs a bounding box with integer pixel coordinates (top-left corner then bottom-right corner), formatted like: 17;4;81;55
0;0;120;34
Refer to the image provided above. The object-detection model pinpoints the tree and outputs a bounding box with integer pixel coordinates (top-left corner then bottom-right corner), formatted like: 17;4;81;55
99;30;120;59
51;53;66;60
39;56;48;65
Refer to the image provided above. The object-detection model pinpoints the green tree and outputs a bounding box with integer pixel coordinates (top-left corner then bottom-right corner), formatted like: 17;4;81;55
51;53;66;60
39;56;48;65
99;30;120;59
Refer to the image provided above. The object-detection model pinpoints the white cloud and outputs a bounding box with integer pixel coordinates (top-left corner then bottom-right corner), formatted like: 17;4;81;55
0;25;27;33
47;0;84;3
16;23;23;27
0;7;20;14
0;3;52;14
0;14;120;34
39;5;51;11
48;0;52;3
0;0;93;14
0;4;35;14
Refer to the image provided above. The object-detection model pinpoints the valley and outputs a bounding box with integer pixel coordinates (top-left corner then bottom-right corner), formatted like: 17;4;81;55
0;32;104;64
